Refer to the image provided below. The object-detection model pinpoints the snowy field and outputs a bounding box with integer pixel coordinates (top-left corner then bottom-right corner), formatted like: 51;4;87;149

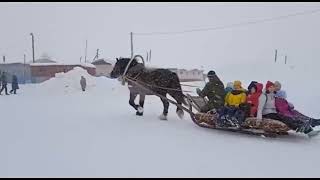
1;64;320;178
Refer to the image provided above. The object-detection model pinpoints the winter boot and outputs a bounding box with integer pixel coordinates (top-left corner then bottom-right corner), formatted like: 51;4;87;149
311;119;320;127
297;120;312;133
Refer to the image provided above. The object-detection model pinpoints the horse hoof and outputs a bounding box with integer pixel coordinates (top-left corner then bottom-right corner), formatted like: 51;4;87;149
136;111;143;116
159;114;168;120
137;106;144;113
177;110;184;119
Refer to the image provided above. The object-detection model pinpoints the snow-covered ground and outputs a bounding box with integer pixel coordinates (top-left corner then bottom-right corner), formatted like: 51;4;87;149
1;65;320;178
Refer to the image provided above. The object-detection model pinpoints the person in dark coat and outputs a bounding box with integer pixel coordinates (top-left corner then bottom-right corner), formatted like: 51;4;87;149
196;70;226;112
0;72;9;95
10;74;19;94
80;76;86;91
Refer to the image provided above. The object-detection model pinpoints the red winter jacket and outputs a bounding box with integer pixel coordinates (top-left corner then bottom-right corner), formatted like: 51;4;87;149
246;83;263;117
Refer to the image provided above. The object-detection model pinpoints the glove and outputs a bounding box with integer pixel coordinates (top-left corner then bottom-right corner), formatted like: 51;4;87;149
196;88;201;95
288;102;295;110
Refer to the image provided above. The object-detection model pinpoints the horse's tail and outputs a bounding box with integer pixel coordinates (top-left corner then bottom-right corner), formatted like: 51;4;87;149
169;72;188;106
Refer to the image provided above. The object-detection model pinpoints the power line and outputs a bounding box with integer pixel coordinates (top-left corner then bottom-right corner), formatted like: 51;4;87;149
134;8;320;36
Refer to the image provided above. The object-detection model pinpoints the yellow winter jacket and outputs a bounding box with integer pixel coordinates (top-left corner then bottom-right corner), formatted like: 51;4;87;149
225;90;247;107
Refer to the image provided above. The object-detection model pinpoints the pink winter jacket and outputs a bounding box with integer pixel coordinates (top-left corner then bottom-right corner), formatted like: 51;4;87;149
275;97;294;117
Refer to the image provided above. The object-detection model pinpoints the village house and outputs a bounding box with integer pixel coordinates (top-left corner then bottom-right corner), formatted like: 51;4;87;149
91;58;114;77
0;62;32;83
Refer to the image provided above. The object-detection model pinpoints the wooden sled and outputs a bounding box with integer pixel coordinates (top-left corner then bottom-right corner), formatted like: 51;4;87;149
186;94;291;138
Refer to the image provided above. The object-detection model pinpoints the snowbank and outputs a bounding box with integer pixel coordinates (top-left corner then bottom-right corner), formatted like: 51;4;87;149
24;67;97;95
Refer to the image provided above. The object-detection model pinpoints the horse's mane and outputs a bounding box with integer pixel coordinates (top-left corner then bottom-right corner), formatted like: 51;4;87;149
119;57;140;68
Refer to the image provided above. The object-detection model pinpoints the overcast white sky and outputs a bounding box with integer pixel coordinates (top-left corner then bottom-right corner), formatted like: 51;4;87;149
1;2;320;70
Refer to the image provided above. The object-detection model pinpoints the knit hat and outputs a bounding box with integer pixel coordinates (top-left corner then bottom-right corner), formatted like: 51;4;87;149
207;70;216;77
274;81;282;90
266;81;274;90
226;82;234;89
233;80;242;88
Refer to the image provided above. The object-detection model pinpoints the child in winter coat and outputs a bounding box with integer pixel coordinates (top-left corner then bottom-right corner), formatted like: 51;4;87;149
275;92;320;128
225;82;234;93
246;82;263;117
274;81;287;99
257;81;316;135
218;81;248;128
225;80;246;107
246;81;257;94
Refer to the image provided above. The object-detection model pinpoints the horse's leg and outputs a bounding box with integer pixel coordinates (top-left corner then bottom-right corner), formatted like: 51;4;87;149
159;94;169;120
168;91;185;119
136;94;145;116
129;91;139;111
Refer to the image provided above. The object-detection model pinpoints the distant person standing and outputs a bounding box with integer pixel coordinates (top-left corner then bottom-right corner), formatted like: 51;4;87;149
10;74;19;94
0;72;9;95
80;76;86;91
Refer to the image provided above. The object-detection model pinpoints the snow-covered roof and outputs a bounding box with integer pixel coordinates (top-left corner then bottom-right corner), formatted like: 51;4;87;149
190;69;199;71
34;58;57;63
92;59;112;65
30;62;96;68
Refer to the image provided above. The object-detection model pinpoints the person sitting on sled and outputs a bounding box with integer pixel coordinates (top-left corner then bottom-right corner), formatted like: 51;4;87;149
217;81;250;127
196;70;226;113
225;82;234;93
275;90;320;128
274;81;287;99
224;80;246;107
257;81;317;136
246;81;263;117
245;81;257;94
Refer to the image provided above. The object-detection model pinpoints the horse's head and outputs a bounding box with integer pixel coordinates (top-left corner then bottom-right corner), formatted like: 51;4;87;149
110;57;138;79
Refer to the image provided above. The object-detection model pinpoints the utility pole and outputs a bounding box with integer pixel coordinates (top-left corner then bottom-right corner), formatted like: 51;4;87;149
92;49;100;62
130;32;133;58
96;49;99;60
80;56;82;63
85;40;88;63
285;55;287;64
23;54;26;83
30;33;35;63
274;49;278;63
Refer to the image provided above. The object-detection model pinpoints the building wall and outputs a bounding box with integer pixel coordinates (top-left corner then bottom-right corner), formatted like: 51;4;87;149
0;63;31;83
95;64;114;77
